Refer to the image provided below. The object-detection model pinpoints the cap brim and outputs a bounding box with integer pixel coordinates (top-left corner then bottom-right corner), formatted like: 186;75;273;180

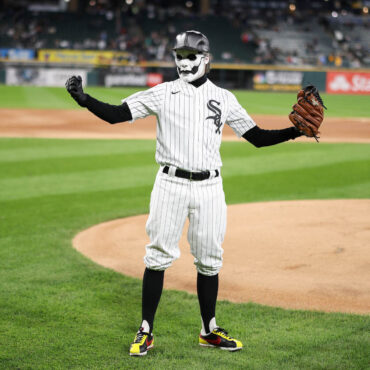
173;46;200;51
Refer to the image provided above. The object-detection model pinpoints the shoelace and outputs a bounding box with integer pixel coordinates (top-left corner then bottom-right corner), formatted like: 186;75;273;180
134;331;146;343
214;327;232;340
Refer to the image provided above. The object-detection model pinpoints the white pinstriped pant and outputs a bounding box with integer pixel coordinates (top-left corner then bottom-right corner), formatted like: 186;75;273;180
144;166;227;276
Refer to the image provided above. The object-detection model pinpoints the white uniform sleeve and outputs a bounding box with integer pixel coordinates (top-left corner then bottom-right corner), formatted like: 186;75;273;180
122;83;165;123
225;91;256;137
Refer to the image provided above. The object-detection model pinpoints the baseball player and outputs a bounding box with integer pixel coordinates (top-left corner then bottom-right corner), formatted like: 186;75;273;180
66;30;306;356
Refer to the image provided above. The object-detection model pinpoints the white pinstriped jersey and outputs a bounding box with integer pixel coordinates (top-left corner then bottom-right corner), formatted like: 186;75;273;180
124;78;256;172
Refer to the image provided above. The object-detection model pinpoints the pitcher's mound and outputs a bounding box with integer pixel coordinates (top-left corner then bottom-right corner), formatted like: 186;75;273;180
73;199;370;314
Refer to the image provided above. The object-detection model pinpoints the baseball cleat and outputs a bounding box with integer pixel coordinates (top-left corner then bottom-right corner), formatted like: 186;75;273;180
199;327;243;351
129;329;154;356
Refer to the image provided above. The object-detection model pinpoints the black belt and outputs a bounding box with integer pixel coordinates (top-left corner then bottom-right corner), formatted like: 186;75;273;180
163;166;219;181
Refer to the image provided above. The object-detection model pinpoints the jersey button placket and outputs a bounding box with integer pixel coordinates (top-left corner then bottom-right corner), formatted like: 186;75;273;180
193;89;201;170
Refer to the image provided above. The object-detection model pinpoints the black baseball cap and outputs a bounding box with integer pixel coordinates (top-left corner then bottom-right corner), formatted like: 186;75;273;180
173;30;210;53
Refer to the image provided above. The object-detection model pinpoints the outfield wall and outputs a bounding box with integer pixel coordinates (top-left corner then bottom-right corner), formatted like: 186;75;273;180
0;61;369;94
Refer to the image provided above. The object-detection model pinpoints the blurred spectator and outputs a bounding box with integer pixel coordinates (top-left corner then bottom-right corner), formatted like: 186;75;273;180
0;1;368;67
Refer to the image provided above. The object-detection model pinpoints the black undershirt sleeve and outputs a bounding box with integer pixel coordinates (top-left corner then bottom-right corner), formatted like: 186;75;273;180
242;125;302;147
84;94;132;124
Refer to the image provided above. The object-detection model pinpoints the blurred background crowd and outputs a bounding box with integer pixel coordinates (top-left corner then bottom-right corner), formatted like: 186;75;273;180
0;0;369;67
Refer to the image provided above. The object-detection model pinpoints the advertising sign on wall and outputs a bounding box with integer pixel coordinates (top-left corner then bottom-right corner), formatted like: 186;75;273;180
105;74;147;87
6;68;88;87
147;73;163;87
253;70;303;91
326;71;370;94
38;49;130;65
0;48;35;60
105;73;163;87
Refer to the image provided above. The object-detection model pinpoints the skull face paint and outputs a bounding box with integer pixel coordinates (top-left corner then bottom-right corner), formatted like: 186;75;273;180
174;49;209;83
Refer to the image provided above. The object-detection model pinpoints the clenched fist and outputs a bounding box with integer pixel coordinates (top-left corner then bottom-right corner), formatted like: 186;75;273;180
65;75;88;107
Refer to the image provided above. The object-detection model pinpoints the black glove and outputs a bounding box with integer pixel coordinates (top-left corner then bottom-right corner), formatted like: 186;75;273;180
65;75;88;107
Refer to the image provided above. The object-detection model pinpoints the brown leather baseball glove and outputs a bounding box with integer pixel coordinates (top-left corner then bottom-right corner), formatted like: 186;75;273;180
289;85;327;142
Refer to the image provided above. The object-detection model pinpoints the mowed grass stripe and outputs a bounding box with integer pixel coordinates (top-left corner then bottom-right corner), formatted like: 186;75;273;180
0;138;155;163
0;85;27;108
1;185;151;240
232;89;370;118
222;142;370;177
0;152;155;179
224;160;370;203
1;141;369;179
0;85;369;117
1;140;369;202
1;137;369;368
0;164;158;201
0;85;140;110
86;86;139;104
24;86;67;109
2;160;369;203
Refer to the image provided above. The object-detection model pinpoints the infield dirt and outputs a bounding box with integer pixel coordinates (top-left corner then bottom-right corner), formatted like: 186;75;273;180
73;200;370;314
1;108;370;143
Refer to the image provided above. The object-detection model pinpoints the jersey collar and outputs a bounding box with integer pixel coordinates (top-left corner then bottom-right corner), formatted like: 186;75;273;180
190;74;208;88
176;76;209;95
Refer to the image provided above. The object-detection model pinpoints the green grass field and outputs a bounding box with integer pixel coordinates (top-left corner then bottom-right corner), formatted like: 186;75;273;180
0;86;369;369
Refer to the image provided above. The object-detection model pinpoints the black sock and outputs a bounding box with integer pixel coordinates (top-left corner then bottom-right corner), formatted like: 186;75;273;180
142;268;164;333
197;272;218;333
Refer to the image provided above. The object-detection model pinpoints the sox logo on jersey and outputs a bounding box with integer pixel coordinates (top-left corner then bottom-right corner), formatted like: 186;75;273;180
206;100;222;134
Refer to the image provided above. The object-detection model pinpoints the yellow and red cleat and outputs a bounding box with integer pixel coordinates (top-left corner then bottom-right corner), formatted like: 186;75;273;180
199;327;242;351
129;330;154;356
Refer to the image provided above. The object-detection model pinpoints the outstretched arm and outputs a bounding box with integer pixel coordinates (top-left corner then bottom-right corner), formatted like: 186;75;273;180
65;76;132;124
84;95;132;124
242;125;302;148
